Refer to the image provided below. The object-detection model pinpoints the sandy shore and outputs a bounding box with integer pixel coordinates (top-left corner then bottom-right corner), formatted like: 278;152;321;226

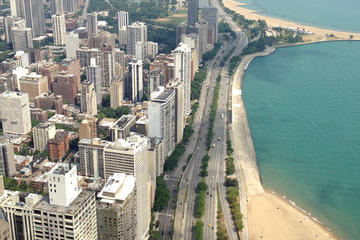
223;0;360;41
248;191;338;240
231;48;340;240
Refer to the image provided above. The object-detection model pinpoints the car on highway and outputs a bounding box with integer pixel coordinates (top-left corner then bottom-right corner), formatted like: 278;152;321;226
212;144;215;148
217;137;221;141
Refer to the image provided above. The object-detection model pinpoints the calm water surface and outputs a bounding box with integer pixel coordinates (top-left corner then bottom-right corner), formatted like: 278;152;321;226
236;0;360;33
242;41;360;240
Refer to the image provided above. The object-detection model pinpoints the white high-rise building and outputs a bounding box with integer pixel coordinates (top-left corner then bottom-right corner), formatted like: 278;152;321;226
135;41;146;61
167;79;185;144
86;58;102;105
145;41;158;58
80;80;97;116
51;14;66;46
33;163;98;239
32;122;56;151
97;173;137;240
148;87;176;157
48;163;82;207
66;31;79;59
103;134;150;240
128;59;143;103
117;11;129;29
87;13;98;36
126;22;147;55
0;91;31;135
174;42;192;116
78;138;109;178
3;16;26;44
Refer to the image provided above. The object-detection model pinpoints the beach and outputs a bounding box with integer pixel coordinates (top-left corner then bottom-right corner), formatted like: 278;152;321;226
223;0;360;41
231;47;340;239
248;191;338;240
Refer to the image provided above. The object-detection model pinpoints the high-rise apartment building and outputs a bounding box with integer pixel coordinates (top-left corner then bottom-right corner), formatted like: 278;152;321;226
128;59;143;103
80;80;98;116
145;41;158;58
19;72;49;100
38;62;60;92
103;134;150;239
0;140;16;177
11;26;33;51
110;75;124;108
127;22;147;55
167;78;185;144
53;72;78;104
201;7;218;43
148;68;163;97
0;191;43;240
52;14;66;46
148;87;176;157
86;58;102;104
33;163;98;239
87;13;98;36
32;122;56;151
110;115;136;141
97;173;137;240
79;117;97;140
148;137;164;177
3;16;26;44
66;32;79;59
78;138;109;178
0;91;31;135
117;11;129;29
50;0;63;14
11;0;45;37
174;43;191;116
135;41;146;61
188;0;199;25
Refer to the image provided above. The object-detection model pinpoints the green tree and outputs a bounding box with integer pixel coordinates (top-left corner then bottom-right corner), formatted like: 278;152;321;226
153;177;170;211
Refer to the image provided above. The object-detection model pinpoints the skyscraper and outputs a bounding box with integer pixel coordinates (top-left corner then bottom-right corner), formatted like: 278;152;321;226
0;140;16;177
148;87;176;157
117;10;129;45
103;134;150;239
3;16;26;44
33;163;98;239
15;0;45;37
50;0;63;15
188;0;199;26
0;91;31;135
11;26;33;51
126;22;147;55
86;58;102;104
174;43;192;116
176;22;187;46
52;14;66;46
110;75;124;108
167;79;185;144
78;138;108;178
97;173;137;240
87;13;98;36
80;79;98;116
202;7;219;43
117;11;129;29
128;59;144;103
65;31;80;59
32;122;56;151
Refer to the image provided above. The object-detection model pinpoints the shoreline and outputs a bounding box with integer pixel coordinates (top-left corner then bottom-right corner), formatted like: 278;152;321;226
230;47;340;239
223;0;360;42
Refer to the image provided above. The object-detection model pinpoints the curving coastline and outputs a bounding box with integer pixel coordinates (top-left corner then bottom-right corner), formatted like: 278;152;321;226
230;47;340;239
223;0;360;43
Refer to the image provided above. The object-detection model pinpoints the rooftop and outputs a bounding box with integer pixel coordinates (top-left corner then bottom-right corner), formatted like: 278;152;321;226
50;163;71;175
151;87;174;102
112;115;136;130
98;173;135;202
0;91;27;98
33;190;94;215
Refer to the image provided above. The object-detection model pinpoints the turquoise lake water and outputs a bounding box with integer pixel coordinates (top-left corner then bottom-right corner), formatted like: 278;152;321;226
242;41;360;240
236;0;360;33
